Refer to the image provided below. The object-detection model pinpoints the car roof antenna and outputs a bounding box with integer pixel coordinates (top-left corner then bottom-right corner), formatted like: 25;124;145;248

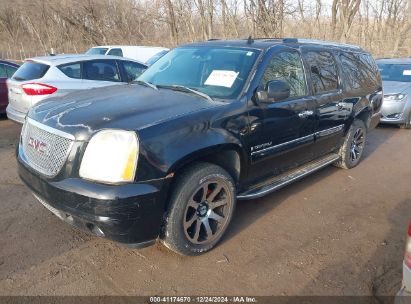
247;35;254;44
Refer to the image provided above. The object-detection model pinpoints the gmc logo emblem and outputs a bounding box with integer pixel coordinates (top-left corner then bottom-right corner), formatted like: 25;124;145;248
28;137;47;154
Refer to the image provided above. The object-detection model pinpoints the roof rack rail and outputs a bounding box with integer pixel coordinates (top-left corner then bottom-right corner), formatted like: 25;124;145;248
248;37;283;41
282;38;362;50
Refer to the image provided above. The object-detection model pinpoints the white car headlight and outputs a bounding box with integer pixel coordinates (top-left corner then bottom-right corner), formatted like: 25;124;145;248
79;130;139;184
384;93;407;101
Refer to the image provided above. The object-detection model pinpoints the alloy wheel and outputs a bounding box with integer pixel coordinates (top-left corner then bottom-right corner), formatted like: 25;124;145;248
183;179;233;245
350;128;365;162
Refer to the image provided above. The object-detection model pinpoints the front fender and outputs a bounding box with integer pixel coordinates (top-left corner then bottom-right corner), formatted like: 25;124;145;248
135;105;249;182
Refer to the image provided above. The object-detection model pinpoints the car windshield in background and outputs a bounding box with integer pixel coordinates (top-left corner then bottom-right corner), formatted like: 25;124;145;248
378;63;411;82
138;46;261;99
85;48;109;55
12;62;49;81
146;50;169;66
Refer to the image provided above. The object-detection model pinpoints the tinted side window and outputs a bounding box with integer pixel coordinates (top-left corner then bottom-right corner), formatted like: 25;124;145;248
339;53;361;91
83;60;120;82
262;51;307;99
107;48;123;57
5;65;17;78
359;54;381;88
305;51;339;94
58;63;81;79
340;52;380;92
0;64;6;78
122;61;146;82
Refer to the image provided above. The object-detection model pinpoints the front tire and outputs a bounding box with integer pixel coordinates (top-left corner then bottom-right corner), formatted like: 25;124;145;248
334;119;367;169
161;163;236;256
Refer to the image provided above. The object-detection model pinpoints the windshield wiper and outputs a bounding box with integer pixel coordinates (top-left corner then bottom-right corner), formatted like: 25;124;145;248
158;85;213;102
133;80;158;90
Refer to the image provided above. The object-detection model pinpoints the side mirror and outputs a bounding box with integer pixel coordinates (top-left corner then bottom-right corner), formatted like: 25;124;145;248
257;80;291;103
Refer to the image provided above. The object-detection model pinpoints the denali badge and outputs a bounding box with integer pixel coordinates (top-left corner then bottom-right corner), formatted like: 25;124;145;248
28;137;46;154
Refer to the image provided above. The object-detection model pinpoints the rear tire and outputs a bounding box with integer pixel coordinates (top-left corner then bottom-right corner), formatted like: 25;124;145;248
160;163;236;256
334;119;367;169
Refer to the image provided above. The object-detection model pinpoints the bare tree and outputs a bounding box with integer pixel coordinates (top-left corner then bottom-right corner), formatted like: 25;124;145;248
164;0;179;44
0;0;410;60
332;0;362;42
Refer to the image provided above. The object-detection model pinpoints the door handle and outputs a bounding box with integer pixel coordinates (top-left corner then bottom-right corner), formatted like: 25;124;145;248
298;110;314;118
250;122;261;132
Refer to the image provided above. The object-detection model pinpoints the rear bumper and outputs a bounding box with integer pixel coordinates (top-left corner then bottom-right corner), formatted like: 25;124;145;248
396;286;411;304
396;262;411;303
18;155;171;247
6;105;25;124
397;285;411;297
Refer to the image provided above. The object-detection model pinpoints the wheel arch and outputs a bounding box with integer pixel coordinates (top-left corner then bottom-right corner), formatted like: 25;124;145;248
354;106;372;130
167;143;247;185
162;143;247;213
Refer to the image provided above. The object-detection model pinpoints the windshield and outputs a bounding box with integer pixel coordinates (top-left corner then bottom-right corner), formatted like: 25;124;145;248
378;63;411;82
138;46;261;99
85;47;109;55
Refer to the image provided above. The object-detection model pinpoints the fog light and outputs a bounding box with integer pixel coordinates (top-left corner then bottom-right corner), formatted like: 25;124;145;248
387;113;402;119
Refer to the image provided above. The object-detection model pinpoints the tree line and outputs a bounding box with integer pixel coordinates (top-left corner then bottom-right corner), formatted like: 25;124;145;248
0;0;410;60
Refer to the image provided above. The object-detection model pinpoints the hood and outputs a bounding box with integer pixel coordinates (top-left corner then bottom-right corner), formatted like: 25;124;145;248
29;84;223;141
382;81;411;95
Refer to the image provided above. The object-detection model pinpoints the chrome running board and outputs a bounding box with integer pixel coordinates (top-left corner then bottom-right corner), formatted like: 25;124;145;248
237;153;340;200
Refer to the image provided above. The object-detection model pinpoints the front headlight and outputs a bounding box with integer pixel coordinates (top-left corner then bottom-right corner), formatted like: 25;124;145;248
384;93;407;102
79;130;139;183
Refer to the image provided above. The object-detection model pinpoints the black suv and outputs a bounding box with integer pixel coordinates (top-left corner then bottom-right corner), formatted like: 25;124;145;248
17;38;382;255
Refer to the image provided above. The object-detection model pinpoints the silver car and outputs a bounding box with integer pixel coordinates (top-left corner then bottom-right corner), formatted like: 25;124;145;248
6;54;147;124
377;58;411;129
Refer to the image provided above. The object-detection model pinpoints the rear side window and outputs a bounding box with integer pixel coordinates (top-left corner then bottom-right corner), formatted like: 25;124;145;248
58;63;81;79
107;48;123;57
340;53;381;91
122;61;146;82
5;65;18;78
361;54;380;86
0;64;6;77
12;62;49;81
83;60;121;82
305;51;339;94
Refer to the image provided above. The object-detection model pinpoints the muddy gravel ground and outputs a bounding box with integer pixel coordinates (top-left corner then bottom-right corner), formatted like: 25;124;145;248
0;115;410;296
